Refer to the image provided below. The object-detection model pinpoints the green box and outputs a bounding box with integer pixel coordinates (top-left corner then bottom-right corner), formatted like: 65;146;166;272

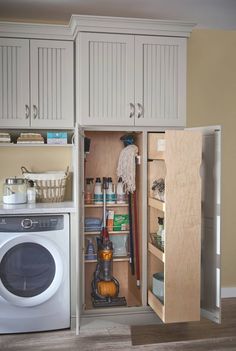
113;214;129;231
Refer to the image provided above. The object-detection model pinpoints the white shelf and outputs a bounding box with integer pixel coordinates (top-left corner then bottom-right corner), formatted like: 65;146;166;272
0;201;76;214
0;143;74;147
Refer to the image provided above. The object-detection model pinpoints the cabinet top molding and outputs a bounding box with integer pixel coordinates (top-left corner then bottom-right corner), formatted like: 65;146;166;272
0;15;196;40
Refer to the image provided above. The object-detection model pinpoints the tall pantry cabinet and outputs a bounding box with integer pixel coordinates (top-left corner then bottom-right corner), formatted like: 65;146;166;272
74;17;221;331
76;126;221;331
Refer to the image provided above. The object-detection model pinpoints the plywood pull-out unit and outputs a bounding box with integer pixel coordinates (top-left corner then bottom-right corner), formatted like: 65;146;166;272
147;131;202;323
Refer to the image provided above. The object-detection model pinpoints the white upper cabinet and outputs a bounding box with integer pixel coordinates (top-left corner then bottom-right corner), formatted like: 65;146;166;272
78;33;134;126
0;38;30;127
30;40;74;128
135;36;186;127
77;33;187;127
0;38;74;129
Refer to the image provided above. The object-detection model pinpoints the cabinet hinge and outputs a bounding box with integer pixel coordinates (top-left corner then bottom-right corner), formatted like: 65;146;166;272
136;155;141;165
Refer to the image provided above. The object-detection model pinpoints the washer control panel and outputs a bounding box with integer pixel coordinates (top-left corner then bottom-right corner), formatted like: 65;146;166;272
0;215;64;232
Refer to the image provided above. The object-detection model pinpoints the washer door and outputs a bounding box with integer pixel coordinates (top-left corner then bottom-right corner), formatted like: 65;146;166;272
0;235;63;307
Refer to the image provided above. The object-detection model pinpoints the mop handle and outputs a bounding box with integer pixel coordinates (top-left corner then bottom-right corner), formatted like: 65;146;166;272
102;177;108;227
134;190;140;286
128;192;135;275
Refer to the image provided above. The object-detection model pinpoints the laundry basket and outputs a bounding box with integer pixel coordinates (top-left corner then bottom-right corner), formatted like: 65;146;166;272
21;166;69;203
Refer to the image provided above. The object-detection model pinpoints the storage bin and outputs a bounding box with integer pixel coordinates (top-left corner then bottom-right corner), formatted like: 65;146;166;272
21;166;69;203
110;234;128;257
153;272;164;303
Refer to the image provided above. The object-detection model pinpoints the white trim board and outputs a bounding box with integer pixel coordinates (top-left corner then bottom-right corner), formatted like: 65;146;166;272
0;15;195;40
221;287;236;298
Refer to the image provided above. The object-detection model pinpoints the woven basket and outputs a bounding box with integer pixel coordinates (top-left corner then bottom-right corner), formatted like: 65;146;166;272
21;166;69;203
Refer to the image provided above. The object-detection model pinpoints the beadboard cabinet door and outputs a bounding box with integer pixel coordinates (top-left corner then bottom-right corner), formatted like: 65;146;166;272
135;36;186;127
78;33;135;126
30;40;74;128
0;38;30;127
77;33;187;127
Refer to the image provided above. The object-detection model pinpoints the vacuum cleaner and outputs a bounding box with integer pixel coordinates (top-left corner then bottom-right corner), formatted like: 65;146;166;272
91;177;127;308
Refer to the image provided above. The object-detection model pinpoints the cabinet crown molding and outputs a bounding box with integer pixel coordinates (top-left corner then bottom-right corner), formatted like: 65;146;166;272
0;15;196;40
70;15;196;38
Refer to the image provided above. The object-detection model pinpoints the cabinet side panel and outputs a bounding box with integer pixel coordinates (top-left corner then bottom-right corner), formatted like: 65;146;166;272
164;130;202;322
200;130;221;323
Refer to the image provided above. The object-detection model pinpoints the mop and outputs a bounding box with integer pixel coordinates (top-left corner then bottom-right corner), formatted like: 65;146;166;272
117;137;140;283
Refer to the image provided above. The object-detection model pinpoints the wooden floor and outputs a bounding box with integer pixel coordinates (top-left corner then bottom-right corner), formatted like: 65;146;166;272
1;299;236;351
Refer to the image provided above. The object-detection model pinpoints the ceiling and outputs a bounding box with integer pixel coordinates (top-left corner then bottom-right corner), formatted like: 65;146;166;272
0;0;236;30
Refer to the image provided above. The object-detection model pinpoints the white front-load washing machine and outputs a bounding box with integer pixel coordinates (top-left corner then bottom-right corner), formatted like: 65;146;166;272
0;214;70;333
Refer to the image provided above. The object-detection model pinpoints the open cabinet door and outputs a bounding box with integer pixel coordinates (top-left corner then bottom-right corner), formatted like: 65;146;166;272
187;126;221;324
75;126;85;334
147;130;202;323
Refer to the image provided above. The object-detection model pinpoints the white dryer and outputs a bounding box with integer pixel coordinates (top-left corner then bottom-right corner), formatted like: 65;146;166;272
0;214;70;333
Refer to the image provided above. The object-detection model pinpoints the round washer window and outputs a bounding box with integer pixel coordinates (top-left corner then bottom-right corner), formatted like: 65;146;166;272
0;242;56;297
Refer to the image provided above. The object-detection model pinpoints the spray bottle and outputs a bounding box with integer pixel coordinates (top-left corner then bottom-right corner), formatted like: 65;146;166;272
157;217;165;252
116;177;126;204
94;177;103;204
106;177;116;204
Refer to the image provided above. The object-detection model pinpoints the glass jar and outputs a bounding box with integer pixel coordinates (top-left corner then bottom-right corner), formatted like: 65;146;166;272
3;178;27;204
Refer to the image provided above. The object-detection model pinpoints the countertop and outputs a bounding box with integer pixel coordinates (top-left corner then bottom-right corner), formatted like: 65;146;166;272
0;201;76;215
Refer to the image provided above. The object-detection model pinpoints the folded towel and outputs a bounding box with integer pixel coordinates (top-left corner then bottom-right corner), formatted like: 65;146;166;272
85;217;102;232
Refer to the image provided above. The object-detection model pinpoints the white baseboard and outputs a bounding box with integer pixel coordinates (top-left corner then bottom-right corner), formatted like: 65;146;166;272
221;287;236;298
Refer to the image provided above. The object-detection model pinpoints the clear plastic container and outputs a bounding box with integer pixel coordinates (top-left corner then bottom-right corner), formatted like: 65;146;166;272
3;178;27;204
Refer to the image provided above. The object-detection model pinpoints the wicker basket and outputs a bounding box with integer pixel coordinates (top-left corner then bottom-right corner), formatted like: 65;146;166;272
21;166;69;203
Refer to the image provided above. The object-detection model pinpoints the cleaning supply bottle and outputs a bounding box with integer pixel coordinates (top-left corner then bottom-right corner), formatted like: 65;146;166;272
157;217;165;251
94;177;103;204
106;177;116;204
85;178;94;204
116;177;126;204
85;239;96;260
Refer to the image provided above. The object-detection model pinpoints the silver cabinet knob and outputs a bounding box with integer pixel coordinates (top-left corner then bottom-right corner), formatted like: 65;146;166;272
137;103;143;118
25;104;30;119
33;105;38;119
129;103;135;118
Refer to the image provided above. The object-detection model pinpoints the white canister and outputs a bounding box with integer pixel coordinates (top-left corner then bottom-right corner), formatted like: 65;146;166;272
3;178;27;204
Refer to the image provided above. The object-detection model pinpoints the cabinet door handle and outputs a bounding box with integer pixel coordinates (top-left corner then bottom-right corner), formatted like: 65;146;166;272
33;105;38;119
25;104;30;119
137;103;143;118
129;103;135;118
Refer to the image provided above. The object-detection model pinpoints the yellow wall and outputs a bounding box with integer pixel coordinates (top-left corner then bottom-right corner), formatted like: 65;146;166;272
0;147;73;200
187;29;236;287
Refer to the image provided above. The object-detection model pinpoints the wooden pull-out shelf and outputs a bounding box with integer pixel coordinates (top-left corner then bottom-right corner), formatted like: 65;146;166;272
148;242;165;262
148;290;164;321
148;197;165;212
85;203;128;208
147;130;202;324
84;230;129;236
85;256;129;263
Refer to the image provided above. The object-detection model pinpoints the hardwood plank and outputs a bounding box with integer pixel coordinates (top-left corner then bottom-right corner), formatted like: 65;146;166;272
1;299;236;351
131;298;236;347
